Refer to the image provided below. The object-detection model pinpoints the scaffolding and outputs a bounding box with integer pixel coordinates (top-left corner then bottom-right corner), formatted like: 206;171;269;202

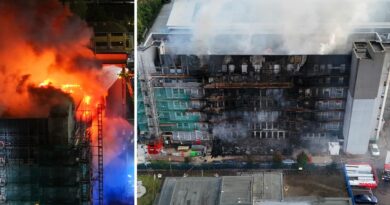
0;115;92;204
137;79;149;133
97;104;103;205
74;115;93;204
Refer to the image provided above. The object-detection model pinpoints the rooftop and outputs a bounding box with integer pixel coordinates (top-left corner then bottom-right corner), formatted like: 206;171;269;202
157;177;221;205
142;0;390;55
157;171;352;205
219;176;253;205
166;0;390;32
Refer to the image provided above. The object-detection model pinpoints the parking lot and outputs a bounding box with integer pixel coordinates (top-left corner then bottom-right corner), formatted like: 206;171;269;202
340;119;390;205
372;120;390;204
373;173;390;205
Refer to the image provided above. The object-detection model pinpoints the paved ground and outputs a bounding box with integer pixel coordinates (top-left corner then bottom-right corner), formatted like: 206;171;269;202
367;120;390;205
373;179;390;205
331;139;390;204
372;121;390;205
369;82;390;204
333;117;390;204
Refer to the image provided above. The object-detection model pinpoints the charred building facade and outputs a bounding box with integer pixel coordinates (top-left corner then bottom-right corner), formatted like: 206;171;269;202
138;1;390;155
139;43;390;155
0;105;92;204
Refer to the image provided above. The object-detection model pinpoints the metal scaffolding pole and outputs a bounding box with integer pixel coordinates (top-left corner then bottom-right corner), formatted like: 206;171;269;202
97;104;103;205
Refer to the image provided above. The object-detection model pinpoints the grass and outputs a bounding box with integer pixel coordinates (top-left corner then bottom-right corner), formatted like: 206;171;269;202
137;175;163;205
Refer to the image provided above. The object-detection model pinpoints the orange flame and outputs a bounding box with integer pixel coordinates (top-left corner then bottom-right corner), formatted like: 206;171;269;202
84;95;91;105
39;79;53;87
37;78;103;125
61;84;82;94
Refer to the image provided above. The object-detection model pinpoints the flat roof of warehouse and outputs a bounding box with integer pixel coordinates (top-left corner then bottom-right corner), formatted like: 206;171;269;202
157;177;221;205
157;171;352;205
157;174;284;205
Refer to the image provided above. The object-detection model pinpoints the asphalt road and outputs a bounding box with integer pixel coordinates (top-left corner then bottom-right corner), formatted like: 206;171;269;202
337;119;390;205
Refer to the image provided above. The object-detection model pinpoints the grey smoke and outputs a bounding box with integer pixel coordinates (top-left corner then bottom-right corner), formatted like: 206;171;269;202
166;0;388;54
212;110;282;142
3;0;93;53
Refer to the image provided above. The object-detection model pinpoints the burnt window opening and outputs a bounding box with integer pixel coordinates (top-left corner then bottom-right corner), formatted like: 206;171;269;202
111;41;124;47
95;42;108;47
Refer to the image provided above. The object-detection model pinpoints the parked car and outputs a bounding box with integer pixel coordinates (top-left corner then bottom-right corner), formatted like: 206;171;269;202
382;151;390;181
282;159;296;165
370;144;380;157
212;160;222;164
354;194;378;204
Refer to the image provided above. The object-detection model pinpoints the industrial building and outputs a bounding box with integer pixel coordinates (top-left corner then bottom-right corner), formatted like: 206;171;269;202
138;0;390;154
156;172;352;205
0;103;92;204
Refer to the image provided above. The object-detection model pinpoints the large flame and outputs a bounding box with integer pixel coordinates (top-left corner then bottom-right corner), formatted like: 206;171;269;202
0;0;112;117
37;77;101;122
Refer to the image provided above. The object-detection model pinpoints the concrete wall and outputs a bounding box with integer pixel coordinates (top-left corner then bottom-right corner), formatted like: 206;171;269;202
351;44;384;99
138;45;157;75
343;96;376;154
343;92;353;144
373;48;390;139
343;41;390;154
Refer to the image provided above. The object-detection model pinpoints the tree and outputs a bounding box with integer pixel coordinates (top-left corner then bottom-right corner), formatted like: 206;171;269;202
272;152;283;168
297;151;309;167
138;0;164;41
184;157;191;164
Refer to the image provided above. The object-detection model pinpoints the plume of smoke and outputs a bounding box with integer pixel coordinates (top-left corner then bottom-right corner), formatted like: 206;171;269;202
212;110;281;142
211;88;286;142
167;0;385;54
101;117;134;204
0;0;107;117
212;120;248;142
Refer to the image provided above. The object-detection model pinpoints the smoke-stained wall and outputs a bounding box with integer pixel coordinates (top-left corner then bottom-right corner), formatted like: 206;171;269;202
138;43;353;154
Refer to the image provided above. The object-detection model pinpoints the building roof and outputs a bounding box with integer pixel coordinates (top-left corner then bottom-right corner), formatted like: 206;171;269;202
219;176;252;205
157;177;221;205
157;172;352;205
166;0;390;32
145;32;381;55
166;0;196;29
142;0;390;55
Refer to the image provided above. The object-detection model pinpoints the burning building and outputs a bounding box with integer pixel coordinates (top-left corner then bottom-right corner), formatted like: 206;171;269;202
0;0;134;204
138;0;390;155
0;103;92;204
